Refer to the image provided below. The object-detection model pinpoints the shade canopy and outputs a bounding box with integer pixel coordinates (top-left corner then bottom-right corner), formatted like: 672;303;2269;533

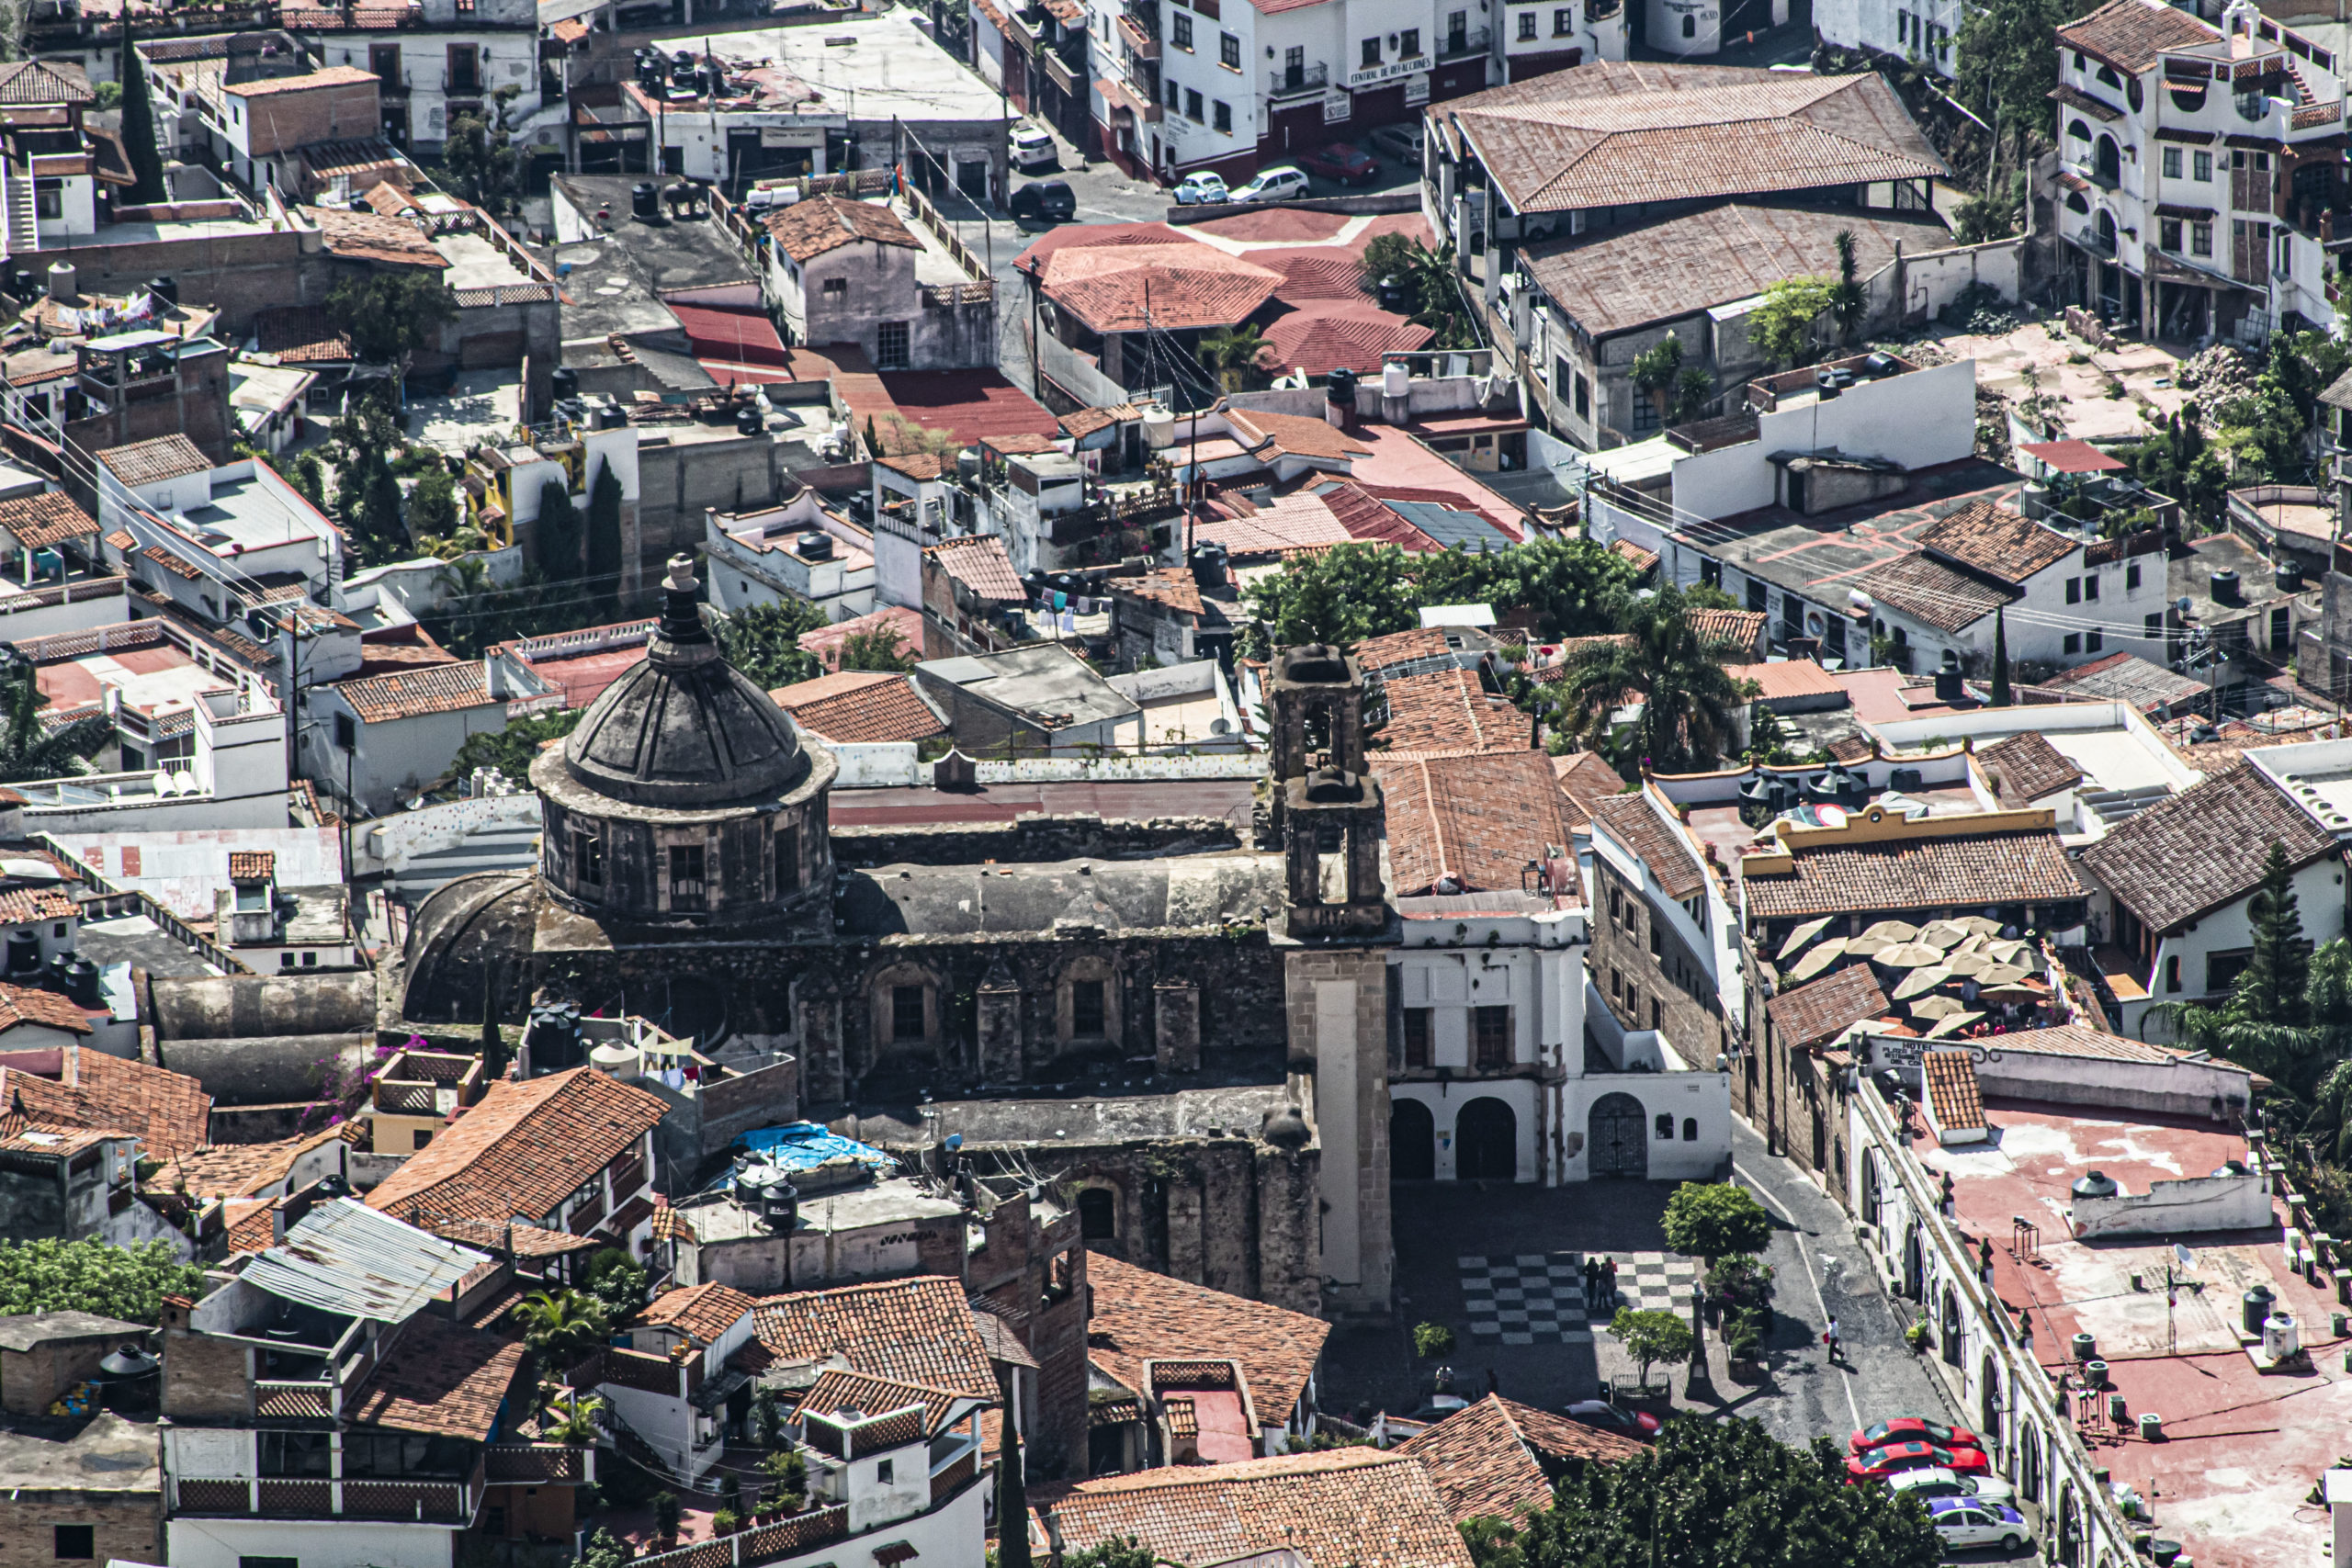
1893;964;1952;1000
1779;916;1836;961
1910;995;1969;1020
1787;938;1848;984
1861;919;1921;944
1926;1011;1985;1038
1875;942;1945;969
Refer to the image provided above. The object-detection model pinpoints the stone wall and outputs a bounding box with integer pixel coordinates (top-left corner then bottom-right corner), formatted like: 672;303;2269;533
831;814;1244;868
1589;856;1731;1069
1283;946;1391;1317
0;1488;160;1568
157;1299;252;1424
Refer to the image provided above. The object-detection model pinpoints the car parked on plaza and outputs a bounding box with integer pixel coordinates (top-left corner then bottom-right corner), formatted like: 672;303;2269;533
1172;171;1230;205
1231;166;1308;203
1562;1400;1661;1438
1295;142;1379;185
1924;1496;2029;1554
1886;1468;2018;1507
1850;1419;1984;1455
1845;1440;1992;1483
1369;122;1423;163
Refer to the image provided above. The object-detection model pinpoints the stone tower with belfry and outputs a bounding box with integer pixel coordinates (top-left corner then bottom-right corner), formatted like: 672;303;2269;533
1267;643;1395;1317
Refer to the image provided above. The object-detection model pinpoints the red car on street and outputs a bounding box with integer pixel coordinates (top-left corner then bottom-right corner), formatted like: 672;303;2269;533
1295;142;1380;186
1849;1419;1984;1455
1845;1441;1992;1483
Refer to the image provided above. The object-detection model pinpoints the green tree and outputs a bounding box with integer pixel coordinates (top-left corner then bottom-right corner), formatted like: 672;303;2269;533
1747;276;1838;369
0;1235;209;1321
1360;233;1474;347
997;1407;1031;1568
1548;585;1753;773
1061;1540;1155;1568
1466;1417;1944;1568
447;708;583;784
1660;1181;1773;1263
1609;1308;1695;1388
1828;231;1866;345
2240;840;2312;1026
0;651;113;783
1632;338;1710;426
840;624;918;671
326;273;459;376
1988;607;2012;706
514;1288;611;1368
650;1492;681;1542
545;1391;605;1445
1197;325;1271;391
409;465;458;540
585;461;625;608
116;25;169;205
536;479;582;581
288;449;330;513
574;1525;633;1568
715;597;831;689
444;94;523;213
1242;538;1639;652
580;1247;649;1319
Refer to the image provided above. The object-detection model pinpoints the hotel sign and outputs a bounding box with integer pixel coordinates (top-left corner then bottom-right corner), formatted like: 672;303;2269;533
1348;54;1431;88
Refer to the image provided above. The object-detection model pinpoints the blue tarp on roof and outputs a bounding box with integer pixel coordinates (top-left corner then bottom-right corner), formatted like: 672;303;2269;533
729;1122;897;1181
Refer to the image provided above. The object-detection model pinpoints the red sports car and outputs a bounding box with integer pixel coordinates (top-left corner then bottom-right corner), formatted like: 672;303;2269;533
1845;1441;1992;1483
1849;1419;1984;1455
1295;142;1380;186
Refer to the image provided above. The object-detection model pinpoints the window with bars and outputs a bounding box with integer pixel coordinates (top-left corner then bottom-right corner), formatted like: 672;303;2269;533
1403;1008;1431;1067
1072;978;1107;1035
892;985;925;1041
668;842;707;910
1474;1006;1510;1069
876;321;910;369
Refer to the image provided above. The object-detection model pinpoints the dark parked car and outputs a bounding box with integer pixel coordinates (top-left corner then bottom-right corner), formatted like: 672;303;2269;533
1369;122;1424;163
1011;179;1075;224
1295;142;1380;186
1562;1401;1661;1438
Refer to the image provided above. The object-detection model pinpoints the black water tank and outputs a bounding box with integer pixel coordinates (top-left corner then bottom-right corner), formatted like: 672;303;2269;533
2210;568;2241;604
1190;542;1227;590
4;931;40;976
1327;366;1358;406
1933;648;1965;703
147;276;178;307
735;404;763;435
551;366;580;401
65;957;100;1009
630;181;660;220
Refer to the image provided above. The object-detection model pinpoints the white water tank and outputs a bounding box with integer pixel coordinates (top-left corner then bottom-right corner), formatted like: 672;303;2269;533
46;260;74;300
1383;361;1409;399
2264;1311;2300;1360
590;1043;641;1081
1141;403;1177;449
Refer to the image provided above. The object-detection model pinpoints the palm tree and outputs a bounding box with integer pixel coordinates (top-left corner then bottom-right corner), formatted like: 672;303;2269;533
1548;585;1755;773
1828;230;1866;346
514;1288;611;1371
1196;325;1271;391
0;650;111;784
543;1391;605;1444
430;556;500;657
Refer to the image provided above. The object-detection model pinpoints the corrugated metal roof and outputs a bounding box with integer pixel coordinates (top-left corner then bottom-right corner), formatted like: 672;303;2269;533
243;1199;489;1323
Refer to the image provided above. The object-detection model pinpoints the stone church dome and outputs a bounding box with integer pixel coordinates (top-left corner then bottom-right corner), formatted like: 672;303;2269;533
562;555;809;807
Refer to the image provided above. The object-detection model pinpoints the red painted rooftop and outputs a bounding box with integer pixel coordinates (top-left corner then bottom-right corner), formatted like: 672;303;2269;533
828;778;1254;830
1928;1097;2329;1568
873;369;1062;447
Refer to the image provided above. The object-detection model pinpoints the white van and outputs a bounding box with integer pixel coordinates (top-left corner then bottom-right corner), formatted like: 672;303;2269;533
1012;125;1058;171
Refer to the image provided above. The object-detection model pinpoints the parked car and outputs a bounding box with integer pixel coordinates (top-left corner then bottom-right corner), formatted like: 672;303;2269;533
1010;179;1076;224
1369;122;1424;163
1924;1497;2029;1554
1845;1441;1991;1483
1886;1469;2018;1507
1850;1419;1984;1455
1562;1400;1661;1438
1012;125;1058;171
1295;142;1379;185
1172;171;1230;205
1232;165;1309;203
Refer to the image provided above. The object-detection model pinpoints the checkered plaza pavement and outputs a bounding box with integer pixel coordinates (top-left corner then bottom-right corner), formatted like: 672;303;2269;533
1458;1251;1701;1345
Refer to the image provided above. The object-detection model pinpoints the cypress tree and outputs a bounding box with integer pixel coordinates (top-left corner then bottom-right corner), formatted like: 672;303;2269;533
585;461;624;611
117;26;170;205
996;1406;1031;1568
2237;840;2311;1025
1989;607;2013;707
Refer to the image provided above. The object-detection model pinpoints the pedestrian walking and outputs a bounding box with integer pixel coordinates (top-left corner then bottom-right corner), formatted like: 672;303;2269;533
1824;1314;1842;1363
1582;1255;1600;1313
1601;1257;1619;1309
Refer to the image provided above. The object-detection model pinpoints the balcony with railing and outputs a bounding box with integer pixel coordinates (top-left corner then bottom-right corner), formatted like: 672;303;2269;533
2076;223;2119;256
172;1452;485;1524
1117;10;1159;58
1439;26;1489;59
1269;62;1328;97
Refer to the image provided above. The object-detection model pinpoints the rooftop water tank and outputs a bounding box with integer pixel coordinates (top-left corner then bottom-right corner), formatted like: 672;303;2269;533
589;1043;640;1081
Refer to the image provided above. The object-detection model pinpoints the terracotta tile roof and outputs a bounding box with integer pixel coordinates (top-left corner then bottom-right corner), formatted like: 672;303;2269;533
1373;750;1571;897
1916;499;2076;585
1044;1449;1474;1568
1724;659;1842;704
102;530;133;552
1609;537;1659;572
0;491;96;550
1109;569;1205;618
224;64;379;96
346;1313;527;1439
751;1276;999;1398
1924;1050;1986;1132
228;851;277;882
334;661;497;723
0;983;92;1037
1193;490;1356;558
967;1304;1037;1370
764;196;922;263
223;1198;274;1254
876;451;948;480
311;205;447;269
1979;731;2084;805
97;434;209;489
798;604;923;670
796;1368;967;1436
1969;1021;2197;1065
927;533;1025;604
1521;204;1952;340
548;15;591;40
0;1045;209;1161
364;1066;667;1227
426;1216;599;1257
0;61;95;106
1379;667;1526;754
169;1123;355;1198
2059;0;2217;75
1553;750;1629;829
771;671;944;745
639;1282;757;1345
1225;406;1372;464
1437;64;1946;217
1259;300;1433;378
139;545;201;581
1397;1395;1642;1523
0;886;77;925
2080;761;2335;932
6;347;75;388
1766;964;1890;1049
1060;404;1138;438
1084;1253;1330;1423
1589;792;1706;899
1855;551;2012;633
2038;650;2205;711
1014;222;1283;333
252;306;356;363
1745;825;2083;922
1351;626;1464;672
